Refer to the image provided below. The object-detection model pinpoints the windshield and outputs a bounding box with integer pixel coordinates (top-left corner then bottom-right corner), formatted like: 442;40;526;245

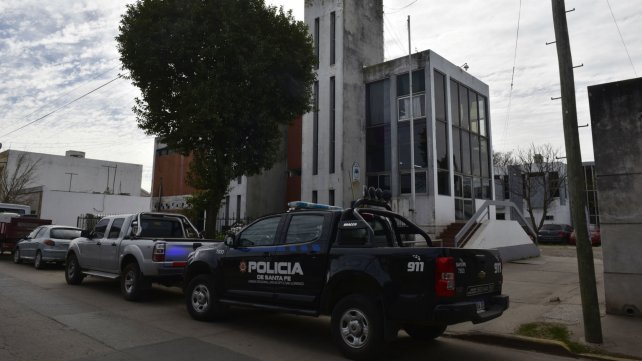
51;228;82;240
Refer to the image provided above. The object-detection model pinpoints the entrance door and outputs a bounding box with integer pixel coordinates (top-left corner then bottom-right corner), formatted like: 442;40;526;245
454;175;474;220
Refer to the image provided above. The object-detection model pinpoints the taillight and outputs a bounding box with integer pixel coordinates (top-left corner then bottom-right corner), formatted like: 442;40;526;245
43;239;55;246
152;243;166;262
435;256;456;297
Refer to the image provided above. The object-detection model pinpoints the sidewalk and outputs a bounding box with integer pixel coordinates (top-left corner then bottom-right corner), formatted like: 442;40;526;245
447;246;642;360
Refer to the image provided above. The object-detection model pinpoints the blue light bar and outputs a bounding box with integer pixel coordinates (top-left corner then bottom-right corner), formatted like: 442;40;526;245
288;201;343;211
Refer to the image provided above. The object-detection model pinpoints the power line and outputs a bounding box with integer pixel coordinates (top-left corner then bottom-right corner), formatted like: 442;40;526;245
384;0;419;14
605;0;637;77
0;76;122;138
383;13;408;57
18;64;121;121
502;0;523;144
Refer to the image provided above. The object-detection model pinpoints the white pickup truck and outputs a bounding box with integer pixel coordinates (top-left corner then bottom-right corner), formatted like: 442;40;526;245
65;212;217;301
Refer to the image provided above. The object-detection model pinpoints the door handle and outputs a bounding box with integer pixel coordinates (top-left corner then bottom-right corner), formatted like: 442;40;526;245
111;242;117;246
96;241;102;246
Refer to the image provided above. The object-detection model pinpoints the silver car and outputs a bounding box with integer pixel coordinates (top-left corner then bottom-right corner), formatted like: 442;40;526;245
13;225;82;269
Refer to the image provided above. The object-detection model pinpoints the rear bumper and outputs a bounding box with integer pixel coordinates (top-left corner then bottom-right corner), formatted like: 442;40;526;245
434;295;509;325
41;249;68;262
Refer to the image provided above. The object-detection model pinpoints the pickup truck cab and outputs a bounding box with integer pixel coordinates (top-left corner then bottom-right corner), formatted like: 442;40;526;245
184;197;509;360
66;212;216;301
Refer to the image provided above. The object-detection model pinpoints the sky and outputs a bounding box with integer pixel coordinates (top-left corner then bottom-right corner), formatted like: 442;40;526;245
0;1;640;192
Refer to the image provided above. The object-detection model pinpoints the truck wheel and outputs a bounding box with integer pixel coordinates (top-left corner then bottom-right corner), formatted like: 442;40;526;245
65;253;83;285
331;294;385;360
34;251;44;269
121;262;148;301
186;275;227;321
13;248;22;264
404;324;446;341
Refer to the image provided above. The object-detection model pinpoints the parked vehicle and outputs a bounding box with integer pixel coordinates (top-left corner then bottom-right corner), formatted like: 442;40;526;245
13;225;82;269
537;224;574;244
0;213;52;254
0;202;31;215
65;212;217;301
569;228;601;246
184;197;509;360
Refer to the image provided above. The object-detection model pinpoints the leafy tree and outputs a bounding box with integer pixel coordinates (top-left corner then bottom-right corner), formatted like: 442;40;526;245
494;144;568;232
0;152;40;204
117;0;316;234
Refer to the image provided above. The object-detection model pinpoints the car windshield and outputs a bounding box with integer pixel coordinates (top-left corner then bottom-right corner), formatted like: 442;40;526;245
541;224;562;231
51;228;82;240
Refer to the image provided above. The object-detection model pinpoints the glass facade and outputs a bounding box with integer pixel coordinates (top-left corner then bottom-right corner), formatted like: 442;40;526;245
366;79;391;190
397;70;426;195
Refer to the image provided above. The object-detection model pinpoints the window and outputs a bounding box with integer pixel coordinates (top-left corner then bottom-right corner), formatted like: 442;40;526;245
314;17;319;69
400;172;427;194
366;79;392;187
237;176;242;184
312;190;318;203
236;195;241;220
435;70;450;195
93;218;109;239
366;79;390;126
397;120;428;170
108;218;124;239
397;94;425;121
450;79;460;127
329;189;335;206
397;70;425;96
285;215;325;244
313;81;319;175
238;217;281;247
329;76;336;174
330;12;336;65
225;195;230;226
34;227;47;239
51;228;82;240
367;174;391;191
459;85;470;130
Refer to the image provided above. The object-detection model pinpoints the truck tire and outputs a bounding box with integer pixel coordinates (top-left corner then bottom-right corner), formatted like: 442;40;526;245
65;253;83;285
331;294;385;360
34;251;44;269
403;324;446;341
186;275;227;321
121;262;148;301
13;248;22;264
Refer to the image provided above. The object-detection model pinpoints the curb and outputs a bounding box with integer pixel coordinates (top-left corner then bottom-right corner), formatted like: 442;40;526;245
444;332;641;361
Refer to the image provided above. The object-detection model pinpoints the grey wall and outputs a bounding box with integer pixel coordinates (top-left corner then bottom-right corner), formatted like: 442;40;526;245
589;77;642;317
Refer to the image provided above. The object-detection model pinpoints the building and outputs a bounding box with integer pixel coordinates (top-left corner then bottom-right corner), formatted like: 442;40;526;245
0;149;150;226
494;162;570;227
589;77;642;317
302;1;492;234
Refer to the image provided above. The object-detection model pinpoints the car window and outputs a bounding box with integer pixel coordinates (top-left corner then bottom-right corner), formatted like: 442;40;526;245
27;227;42;239
34;227;48;239
140;217;184;238
285;215;324;244
93;218;110;238
238;217;281;247
51;228;82;240
107;218;125;239
541;224;562;231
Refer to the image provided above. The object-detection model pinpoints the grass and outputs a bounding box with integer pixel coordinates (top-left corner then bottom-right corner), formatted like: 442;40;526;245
516;322;598;354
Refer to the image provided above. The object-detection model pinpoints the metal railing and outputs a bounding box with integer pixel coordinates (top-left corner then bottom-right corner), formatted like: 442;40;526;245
454;200;537;247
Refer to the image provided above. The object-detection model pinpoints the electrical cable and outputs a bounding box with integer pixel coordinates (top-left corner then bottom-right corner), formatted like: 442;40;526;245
605;0;637;77
502;0;522;144
383;13;408;57
0;76;122;138
384;0;419;14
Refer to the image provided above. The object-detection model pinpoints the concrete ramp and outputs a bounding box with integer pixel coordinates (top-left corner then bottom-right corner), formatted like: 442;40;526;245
462;220;540;261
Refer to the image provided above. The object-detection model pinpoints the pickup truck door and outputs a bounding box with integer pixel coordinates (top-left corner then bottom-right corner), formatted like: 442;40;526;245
221;215;284;302
99;217;125;273
77;218;109;270
268;213;329;309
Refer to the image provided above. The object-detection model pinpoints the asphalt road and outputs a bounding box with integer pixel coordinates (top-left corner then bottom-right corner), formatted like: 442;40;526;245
0;253;588;361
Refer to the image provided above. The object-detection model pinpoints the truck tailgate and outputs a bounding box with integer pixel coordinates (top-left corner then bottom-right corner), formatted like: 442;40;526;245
443;248;503;299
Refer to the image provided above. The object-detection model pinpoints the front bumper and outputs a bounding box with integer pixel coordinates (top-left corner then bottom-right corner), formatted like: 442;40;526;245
434;295;509;325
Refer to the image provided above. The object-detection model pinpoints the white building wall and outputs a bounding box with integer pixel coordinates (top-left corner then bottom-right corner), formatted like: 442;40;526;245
40;188;150;227
6;150;142;195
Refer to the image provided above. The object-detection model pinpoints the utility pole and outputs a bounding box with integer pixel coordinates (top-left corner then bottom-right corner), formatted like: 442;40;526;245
551;0;602;343
101;165;117;194
65;172;78;192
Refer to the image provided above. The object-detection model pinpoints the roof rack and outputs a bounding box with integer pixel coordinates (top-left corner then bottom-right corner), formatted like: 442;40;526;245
287;201;343;211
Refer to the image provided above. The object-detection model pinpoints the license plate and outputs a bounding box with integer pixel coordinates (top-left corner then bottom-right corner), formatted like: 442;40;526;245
475;301;485;313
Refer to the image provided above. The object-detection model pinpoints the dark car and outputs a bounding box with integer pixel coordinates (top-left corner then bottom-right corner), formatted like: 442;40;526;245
537;224;574;244
569;228;601;247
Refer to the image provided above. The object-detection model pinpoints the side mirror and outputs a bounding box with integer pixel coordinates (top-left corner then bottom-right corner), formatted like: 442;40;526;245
224;234;235;247
81;229;93;239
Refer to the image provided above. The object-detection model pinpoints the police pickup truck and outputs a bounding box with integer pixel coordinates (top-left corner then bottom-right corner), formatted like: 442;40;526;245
65;212;215;301
184;196;508;360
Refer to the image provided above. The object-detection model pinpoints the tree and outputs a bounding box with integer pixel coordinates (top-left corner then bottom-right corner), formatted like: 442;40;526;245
0;153;40;203
494;144;568;232
117;0;316;234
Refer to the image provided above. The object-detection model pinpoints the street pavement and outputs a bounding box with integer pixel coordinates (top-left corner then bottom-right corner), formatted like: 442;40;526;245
449;245;642;360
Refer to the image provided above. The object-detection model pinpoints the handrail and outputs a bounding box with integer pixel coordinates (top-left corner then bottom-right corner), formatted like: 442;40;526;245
454;200;537;247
